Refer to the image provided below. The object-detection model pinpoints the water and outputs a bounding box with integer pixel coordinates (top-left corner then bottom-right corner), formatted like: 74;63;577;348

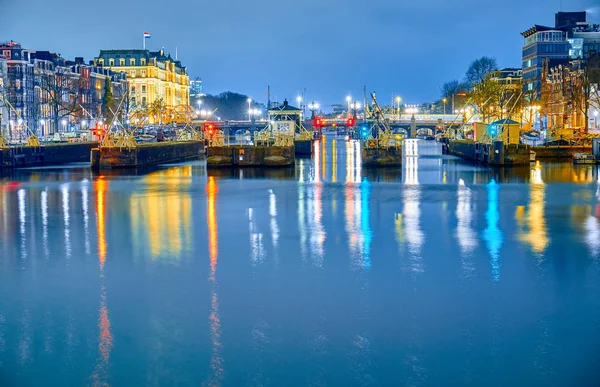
1;138;600;386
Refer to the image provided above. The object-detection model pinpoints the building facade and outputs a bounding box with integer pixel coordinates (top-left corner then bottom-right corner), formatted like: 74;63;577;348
521;11;599;99
94;49;190;124
0;41;128;138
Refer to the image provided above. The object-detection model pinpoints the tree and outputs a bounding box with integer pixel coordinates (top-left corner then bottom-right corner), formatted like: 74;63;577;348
37;66;83;134
102;79;115;123
465;57;498;88
198;92;264;120
147;98;167;125
440;80;469;113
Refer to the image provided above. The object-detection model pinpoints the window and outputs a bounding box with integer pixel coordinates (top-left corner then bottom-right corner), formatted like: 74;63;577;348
109;58;115;66
98;59;104;66
142;85;146;93
131;86;136;94
141;58;146;66
131;97;136;105
119;58;125;66
141;70;146;77
130;70;136;77
142;97;147;106
130;58;135;66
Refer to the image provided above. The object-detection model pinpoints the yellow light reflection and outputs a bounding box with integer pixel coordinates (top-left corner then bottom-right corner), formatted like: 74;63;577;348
207;176;218;280
129;166;193;261
331;139;337;183
206;175;223;385
92;177;112;385
516;166;549;254
95;178;107;270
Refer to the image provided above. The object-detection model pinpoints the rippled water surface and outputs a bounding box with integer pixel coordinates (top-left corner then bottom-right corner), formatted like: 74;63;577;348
1;138;600;386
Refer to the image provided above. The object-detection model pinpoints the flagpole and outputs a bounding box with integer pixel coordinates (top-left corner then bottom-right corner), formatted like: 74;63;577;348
143;33;145;50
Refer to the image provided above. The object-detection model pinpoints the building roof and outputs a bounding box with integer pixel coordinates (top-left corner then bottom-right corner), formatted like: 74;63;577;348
268;99;302;112
490;119;519;126
521;24;555;37
97;49;186;70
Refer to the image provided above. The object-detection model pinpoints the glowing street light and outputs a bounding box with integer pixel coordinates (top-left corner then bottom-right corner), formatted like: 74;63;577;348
395;96;402;117
197;100;202;109
247;98;252;120
346;95;352;116
442;98;447;115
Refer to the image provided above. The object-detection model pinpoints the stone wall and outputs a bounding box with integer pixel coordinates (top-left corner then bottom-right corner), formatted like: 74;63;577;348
532;146;592;159
0;142;98;168
448;140;529;166
361;146;403;167
206;145;294;167
97;141;203;169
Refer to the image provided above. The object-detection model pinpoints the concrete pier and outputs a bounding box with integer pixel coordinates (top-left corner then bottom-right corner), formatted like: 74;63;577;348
0;142;98;169
361;146;403;167
92;141;204;169
206;145;294;168
447;140;530;166
531;145;592;159
294;140;313;156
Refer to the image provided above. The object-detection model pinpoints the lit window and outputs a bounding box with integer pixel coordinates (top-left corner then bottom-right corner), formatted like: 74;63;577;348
109;58;115;66
141;58;146;66
142;85;146;93
130;58;135;66
119;58;125;66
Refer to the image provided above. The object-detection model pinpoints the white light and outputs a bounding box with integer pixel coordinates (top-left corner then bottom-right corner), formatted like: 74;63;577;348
40;119;45;124
314;103;320;109
247;98;252;103
62;119;67;125
197;100;202;107
346;95;351;102
17;118;23;124
595;110;599;117
296;96;302;103
81;120;87;126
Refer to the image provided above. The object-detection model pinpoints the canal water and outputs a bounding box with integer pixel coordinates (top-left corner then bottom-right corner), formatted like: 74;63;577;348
1;138;600;386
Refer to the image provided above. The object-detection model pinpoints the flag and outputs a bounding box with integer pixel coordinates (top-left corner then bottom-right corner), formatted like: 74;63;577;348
143;32;151;39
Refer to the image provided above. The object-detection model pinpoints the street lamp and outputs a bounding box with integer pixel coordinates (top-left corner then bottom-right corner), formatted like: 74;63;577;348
40;119;45;137
595;110;599;129
346;95;351;116
247;98;252;120
308;101;319;118
395;96;402;118
197;100;202;109
350;101;361;118
442;98;447;115
62;119;67;132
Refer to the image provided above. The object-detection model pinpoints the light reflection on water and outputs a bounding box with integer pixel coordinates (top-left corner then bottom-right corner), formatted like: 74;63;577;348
0;139;599;385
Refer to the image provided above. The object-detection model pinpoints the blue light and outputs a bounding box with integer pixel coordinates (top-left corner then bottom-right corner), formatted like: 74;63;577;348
360;178;373;270
483;179;503;282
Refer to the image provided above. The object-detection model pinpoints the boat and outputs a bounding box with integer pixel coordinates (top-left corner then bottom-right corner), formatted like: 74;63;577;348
134;134;156;143
573;152;596;165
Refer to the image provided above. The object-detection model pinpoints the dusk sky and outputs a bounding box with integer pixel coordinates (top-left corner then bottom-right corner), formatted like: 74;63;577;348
2;0;599;108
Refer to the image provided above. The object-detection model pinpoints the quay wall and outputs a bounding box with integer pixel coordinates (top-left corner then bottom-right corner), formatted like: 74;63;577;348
206;145;294;167
0;142;98;168
532;146;591;159
448;140;529;166
294;140;313;156
96;141;203;169
361;146;403;167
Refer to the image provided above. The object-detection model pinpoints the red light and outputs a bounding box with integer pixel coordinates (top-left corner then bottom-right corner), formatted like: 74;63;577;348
347;117;355;127
209;129;214;135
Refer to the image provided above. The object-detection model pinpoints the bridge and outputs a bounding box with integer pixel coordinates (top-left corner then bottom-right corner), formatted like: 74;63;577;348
191;113;482;134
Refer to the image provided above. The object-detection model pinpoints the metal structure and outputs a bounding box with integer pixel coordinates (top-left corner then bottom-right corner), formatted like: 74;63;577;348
0;94;41;147
362;87;401;149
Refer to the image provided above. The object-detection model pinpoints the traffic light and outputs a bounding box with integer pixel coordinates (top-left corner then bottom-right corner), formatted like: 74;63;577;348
347;117;355;127
204;122;215;136
360;125;369;139
313;117;325;128
489;124;497;137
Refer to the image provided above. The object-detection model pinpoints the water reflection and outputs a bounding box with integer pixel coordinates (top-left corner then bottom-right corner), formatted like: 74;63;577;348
129;166;193;261
92;177;112;385
402;155;424;273
484;180;502;282
516;164;549;256
206;176;224;385
456;179;478;256
41;189;49;260
61;184;72;260
82;182;91;256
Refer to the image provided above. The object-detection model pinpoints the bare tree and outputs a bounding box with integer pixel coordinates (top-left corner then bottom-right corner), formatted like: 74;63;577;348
465;57;498;88
36;66;83;134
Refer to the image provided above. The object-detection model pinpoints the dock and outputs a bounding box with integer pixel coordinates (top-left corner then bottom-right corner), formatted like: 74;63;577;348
446;140;530;166
0;142;98;169
91;140;204;169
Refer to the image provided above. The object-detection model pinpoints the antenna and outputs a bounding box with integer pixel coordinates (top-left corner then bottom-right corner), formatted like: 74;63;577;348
175;46;178;60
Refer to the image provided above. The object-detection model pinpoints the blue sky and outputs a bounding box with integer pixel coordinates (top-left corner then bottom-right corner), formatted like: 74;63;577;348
2;0;598;107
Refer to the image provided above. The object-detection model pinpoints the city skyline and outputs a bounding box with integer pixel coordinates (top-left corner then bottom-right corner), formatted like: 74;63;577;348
1;0;599;106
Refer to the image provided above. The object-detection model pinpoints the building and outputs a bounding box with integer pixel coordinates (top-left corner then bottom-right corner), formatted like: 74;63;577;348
521;11;599;98
0;41;35;138
0;41;128;137
94;49;190;124
190;77;203;98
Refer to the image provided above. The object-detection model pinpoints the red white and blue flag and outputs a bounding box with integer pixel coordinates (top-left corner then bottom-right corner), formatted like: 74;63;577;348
143;32;151;39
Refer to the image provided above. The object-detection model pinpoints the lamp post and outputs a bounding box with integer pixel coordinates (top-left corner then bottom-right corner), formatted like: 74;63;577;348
308;101;319;119
395;96;402;120
17;118;23;142
442;98;447;115
346;95;351;117
62;119;67;132
351;101;361;118
247;98;252;121
197;100;202;110
296;96;302;117
40;119;45;137
595;110;599;129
